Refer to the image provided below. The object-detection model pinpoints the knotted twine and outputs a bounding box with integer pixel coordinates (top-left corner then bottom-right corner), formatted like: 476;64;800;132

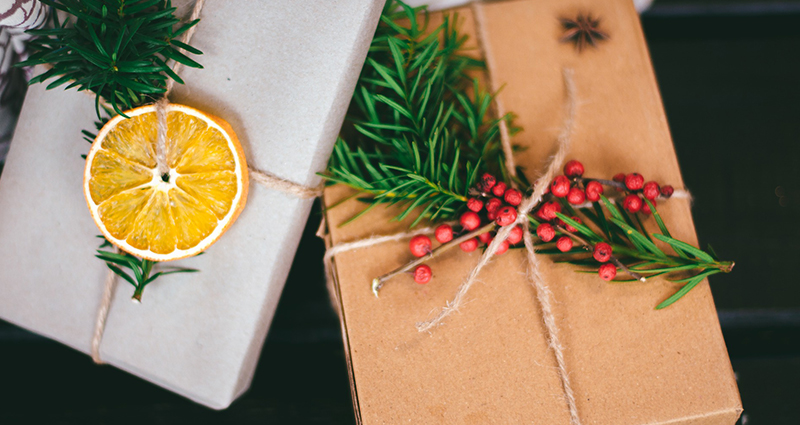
90;0;323;363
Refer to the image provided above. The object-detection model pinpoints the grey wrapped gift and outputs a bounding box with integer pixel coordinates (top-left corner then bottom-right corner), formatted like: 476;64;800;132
0;0;382;409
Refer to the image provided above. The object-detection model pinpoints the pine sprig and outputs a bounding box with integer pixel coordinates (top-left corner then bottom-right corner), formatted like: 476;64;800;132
323;0;515;226
18;0;203;117
21;2;206;299
331;1;734;309
96;237;197;302
536;195;733;308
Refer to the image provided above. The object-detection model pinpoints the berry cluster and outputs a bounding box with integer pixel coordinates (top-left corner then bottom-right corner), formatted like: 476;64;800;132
610;172;673;214
547;160;674;214
534;160;677;281
407;160;679;284
407;172;527;283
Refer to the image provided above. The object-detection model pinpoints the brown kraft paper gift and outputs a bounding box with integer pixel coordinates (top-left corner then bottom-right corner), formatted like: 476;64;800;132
322;0;743;423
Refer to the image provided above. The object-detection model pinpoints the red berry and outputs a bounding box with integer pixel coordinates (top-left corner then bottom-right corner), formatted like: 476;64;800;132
598;263;617;281
414;264;432;284
641;199;652;215
556;236;573;252
642;181;660;200
409;235;432;257
567;187;586;205
623;194;643;213
564;216;581;233
486;197;502;213
434;224;453;243
625;173;645;191
492;181;507;197
613;173;626;192
467;198;483;212
478;231;493;244
585;181;603;202
563;160;584;177
480;173;496;192
460;238;478;252
487;210;497;221
661;185;674;198
507;226;524;245
494;240;510;255
593;242;613;262
535;201;562;221
495;206;517;226
460;211;481;231
536;223;556;242
504;188;523;206
551;175;570;197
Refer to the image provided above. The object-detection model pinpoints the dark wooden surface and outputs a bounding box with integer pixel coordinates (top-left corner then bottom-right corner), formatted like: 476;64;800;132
1;3;799;424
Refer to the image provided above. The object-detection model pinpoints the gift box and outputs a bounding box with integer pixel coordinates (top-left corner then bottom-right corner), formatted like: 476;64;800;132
322;0;743;423
0;0;382;409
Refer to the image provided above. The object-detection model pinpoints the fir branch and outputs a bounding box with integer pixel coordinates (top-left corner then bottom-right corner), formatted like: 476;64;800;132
322;0;516;226
18;0;203;117
96;236;198;302
323;1;733;309
541;194;734;308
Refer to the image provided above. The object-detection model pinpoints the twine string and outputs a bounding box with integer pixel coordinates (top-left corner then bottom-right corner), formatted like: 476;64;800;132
471;2;516;180
414;67;575;335
249;167;324;199
90;247;120;364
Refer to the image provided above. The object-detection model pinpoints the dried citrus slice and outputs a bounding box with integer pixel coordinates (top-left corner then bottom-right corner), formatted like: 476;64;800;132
84;103;248;261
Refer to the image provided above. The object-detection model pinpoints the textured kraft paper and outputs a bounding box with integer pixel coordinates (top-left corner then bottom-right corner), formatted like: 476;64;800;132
0;0;382;409
323;1;742;423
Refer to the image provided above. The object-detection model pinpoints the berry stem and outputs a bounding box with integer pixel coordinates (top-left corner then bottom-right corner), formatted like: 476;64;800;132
555;225;646;282
371;222;497;297
576;177;626;190
132;284;145;303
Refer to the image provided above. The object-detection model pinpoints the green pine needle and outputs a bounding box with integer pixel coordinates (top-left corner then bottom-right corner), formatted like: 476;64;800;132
18;0;203;117
96;236;198;302
321;0;515;226
323;1;735;309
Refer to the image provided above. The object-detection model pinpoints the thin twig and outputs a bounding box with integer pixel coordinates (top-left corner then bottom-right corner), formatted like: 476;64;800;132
554;224;645;282
575;177;626;190
371;222;497;296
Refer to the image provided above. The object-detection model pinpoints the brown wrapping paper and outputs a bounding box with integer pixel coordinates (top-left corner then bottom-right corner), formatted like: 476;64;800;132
322;0;742;423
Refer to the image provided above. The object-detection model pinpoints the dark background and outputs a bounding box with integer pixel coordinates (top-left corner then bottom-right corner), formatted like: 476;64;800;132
1;1;798;423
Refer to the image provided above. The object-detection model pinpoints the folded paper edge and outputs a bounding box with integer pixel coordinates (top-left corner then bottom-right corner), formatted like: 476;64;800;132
620;0;744;418
321;193;364;425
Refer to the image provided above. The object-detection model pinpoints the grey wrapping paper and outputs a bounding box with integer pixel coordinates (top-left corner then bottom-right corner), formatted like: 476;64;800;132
0;0;382;409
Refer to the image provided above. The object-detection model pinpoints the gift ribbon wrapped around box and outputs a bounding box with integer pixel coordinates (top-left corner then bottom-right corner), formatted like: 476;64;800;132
0;0;383;409
321;0;743;423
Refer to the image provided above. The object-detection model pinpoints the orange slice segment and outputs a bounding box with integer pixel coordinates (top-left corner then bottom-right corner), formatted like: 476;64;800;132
84;103;248;261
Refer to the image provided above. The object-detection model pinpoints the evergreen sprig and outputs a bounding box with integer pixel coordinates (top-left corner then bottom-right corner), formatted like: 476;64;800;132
96;237;197;302
530;195;733;309
327;1;733;309
323;0;516;226
18;1;205;298
18;0;202;117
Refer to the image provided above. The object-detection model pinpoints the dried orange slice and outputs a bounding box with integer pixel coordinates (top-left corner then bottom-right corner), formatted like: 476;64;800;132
84;103;248;261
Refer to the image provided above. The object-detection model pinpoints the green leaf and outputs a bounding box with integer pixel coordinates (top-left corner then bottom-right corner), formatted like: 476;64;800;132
656;269;719;309
610;218;667;258
599;195;624;222
105;264;137;287
652;234;715;263
375;94;414;121
555;213;602;242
